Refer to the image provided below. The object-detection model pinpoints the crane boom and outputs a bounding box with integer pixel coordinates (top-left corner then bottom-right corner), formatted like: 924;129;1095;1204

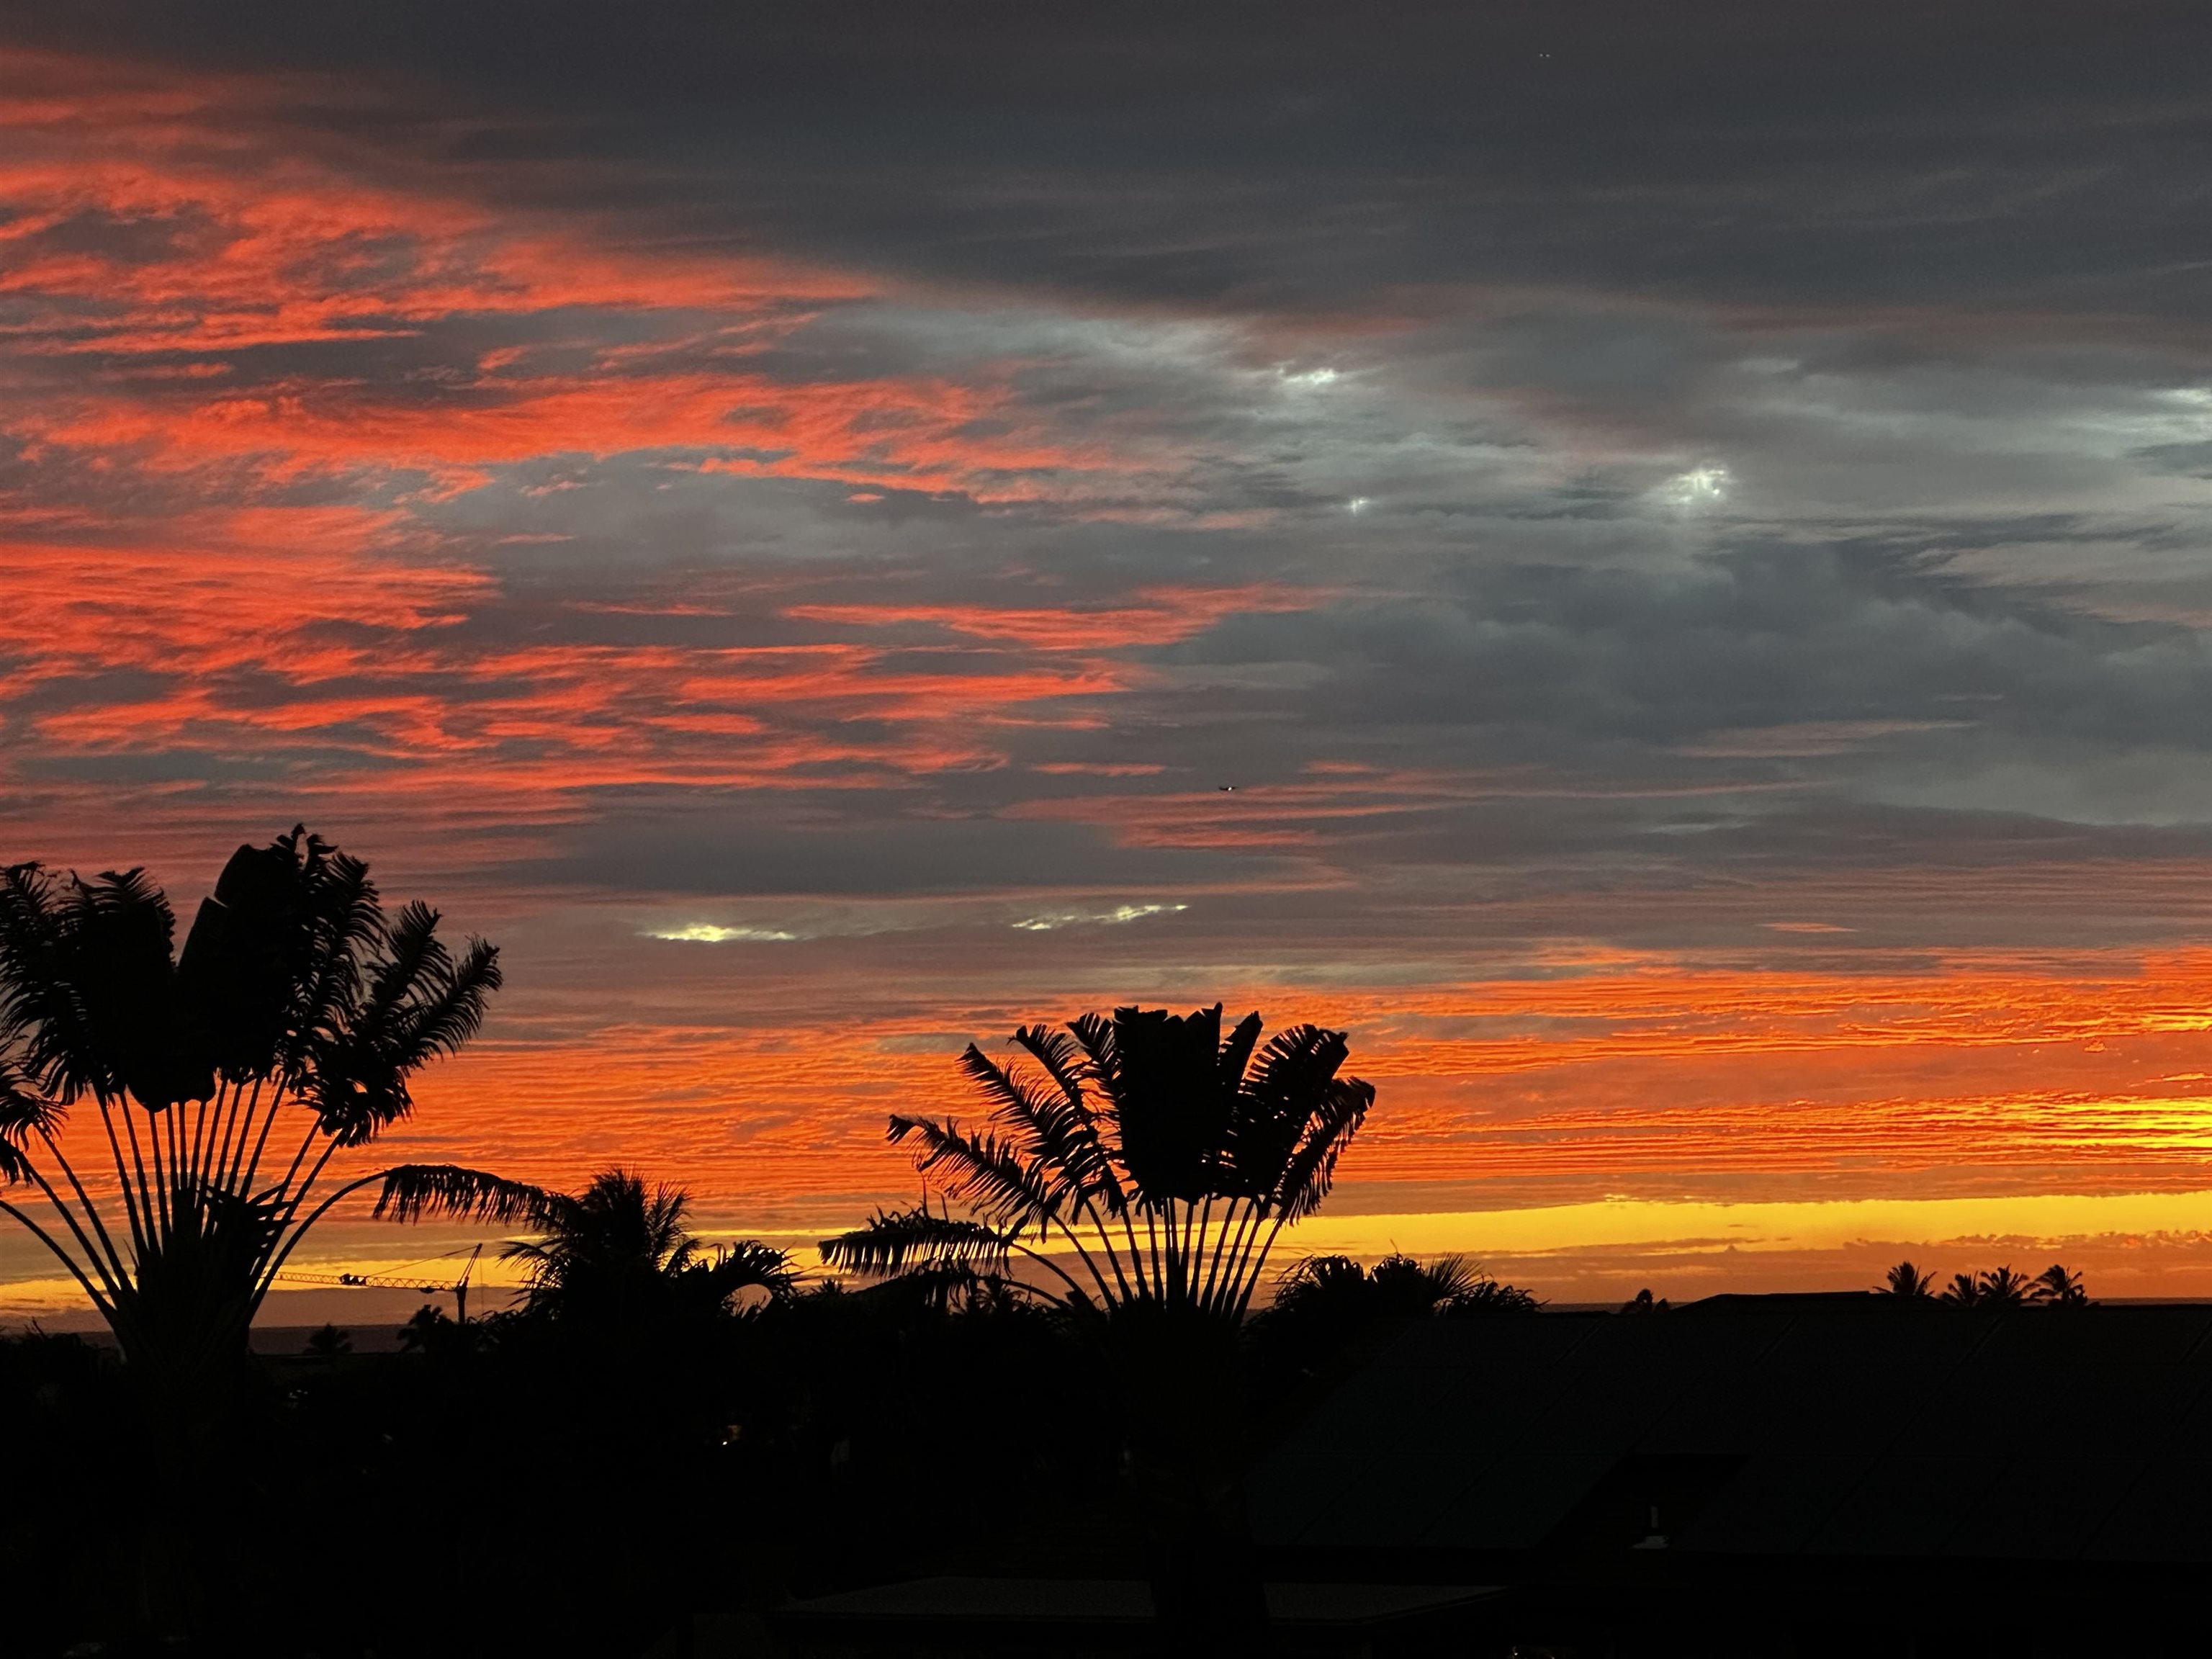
276;1243;490;1321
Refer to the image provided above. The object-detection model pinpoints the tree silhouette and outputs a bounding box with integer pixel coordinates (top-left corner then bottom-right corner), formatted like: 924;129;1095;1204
1251;1253;1534;1389
505;1167;796;1326
819;1004;1373;1319
0;828;547;1388
1881;1260;1936;1297
1943;1265;2033;1308
2030;1262;2088;1305
1269;1251;1537;1323
818;1002;1375;1655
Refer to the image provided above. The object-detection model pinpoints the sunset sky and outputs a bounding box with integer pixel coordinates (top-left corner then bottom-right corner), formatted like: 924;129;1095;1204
8;4;2212;1316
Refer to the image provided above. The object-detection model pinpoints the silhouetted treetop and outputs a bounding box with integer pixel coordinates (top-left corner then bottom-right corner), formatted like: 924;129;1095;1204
0;825;537;1384
821;1002;1375;1322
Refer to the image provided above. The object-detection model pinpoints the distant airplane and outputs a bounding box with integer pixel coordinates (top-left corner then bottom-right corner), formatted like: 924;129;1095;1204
1218;785;1236;792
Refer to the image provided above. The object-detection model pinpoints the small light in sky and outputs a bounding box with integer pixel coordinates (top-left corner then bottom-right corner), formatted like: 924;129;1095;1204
1010;902;1187;932
1664;465;1730;506
647;923;799;943
1346;495;1370;513
1280;366;1341;387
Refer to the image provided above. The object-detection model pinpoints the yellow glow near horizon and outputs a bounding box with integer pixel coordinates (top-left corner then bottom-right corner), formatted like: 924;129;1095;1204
1282;1187;2212;1259
12;1187;2212;1325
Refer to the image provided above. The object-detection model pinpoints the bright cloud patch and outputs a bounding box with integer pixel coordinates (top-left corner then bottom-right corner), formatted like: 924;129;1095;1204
647;924;800;944
1663;465;1730;505
1010;903;1189;932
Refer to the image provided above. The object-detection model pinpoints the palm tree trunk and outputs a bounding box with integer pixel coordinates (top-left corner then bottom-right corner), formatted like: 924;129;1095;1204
1113;1308;1268;1658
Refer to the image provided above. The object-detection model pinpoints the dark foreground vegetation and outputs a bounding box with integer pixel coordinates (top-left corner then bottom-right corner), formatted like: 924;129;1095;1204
1;1202;1541;1657
0;825;1529;1656
0;827;2136;1658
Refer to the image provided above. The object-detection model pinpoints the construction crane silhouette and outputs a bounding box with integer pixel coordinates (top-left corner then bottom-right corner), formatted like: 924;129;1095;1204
277;1243;490;1323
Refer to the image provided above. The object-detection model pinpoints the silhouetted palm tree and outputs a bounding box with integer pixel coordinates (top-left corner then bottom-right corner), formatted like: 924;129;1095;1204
505;1168;795;1325
819;1002;1375;1655
1943;1265;2033;1308
819;1004;1374;1320
0;827;547;1389
1881;1260;1936;1298
2030;1262;2087;1305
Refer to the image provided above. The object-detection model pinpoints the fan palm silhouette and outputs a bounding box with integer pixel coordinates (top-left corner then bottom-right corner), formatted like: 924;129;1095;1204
819;1002;1375;1655
819;1003;1373;1321
0;827;546;1388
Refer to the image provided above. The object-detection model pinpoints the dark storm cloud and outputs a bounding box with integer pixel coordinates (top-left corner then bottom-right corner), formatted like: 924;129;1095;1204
14;1;2212;323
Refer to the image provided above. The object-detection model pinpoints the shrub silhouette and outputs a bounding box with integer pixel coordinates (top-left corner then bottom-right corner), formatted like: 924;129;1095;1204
1269;1251;1537;1322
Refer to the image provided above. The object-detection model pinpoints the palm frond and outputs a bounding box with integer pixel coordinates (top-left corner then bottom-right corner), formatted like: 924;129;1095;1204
0;863;192;1109
397;938;503;1066
1110;1003;1231;1203
956;1044;1120;1208
307;1043;411;1147
1267;1075;1374;1221
1067;1011;1120;1095
2030;1262;2087;1305
0;1060;47;1187
889;1115;1067;1233
368;1164;553;1226
1010;1022;1092;1104
359;902;449;1040
180;839;308;1081
0;1062;60;1143
282;838;381;1075
1267;1253;1372;1318
819;1205;1014;1278
1216;1010;1264;1094
1218;1024;1340;1199
696;1239;799;1301
1881;1259;1936;1298
1370;1251;1485;1304
1941;1271;1982;1306
1444;1277;1540;1315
